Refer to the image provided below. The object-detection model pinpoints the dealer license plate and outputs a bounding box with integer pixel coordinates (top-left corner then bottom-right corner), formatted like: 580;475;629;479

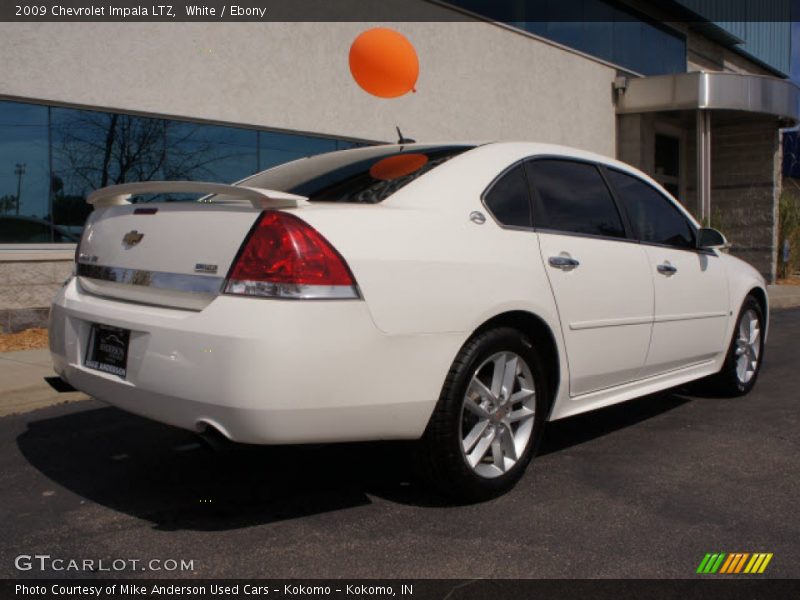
85;324;130;378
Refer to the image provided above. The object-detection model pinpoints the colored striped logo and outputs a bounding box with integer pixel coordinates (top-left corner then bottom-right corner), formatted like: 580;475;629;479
696;553;773;574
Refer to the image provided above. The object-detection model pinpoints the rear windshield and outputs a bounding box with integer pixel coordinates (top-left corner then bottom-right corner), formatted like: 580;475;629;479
240;144;474;204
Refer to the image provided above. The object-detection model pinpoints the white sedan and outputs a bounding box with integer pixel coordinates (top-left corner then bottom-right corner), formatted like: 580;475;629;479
49;142;767;500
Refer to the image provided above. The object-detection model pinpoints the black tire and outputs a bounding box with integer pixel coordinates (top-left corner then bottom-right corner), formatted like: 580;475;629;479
704;294;765;396
418;326;548;502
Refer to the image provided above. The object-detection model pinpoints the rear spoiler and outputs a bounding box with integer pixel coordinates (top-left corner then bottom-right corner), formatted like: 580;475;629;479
86;181;307;209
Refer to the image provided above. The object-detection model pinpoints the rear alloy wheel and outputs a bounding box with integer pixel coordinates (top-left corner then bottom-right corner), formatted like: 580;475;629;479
705;295;765;396
420;327;547;502
460;351;537;478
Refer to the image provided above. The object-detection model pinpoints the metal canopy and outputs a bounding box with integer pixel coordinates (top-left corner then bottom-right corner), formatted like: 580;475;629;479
616;71;800;122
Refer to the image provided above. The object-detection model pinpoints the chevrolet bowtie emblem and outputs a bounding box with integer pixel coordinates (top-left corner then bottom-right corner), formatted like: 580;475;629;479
123;230;144;247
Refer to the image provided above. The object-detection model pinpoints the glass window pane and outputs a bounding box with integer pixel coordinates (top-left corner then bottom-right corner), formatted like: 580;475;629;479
606;169;695;248
450;0;685;76
526;159;625;238
168;121;257;183
0;101;53;242
2;98;375;242
612;19;643;73
259;131;338;170
640;23;666;76
655;134;680;178
51;108;258;197
244;145;473;204
665;33;687;73
484;164;531;228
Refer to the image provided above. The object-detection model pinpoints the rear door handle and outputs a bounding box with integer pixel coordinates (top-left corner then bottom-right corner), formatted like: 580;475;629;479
657;263;677;275
549;256;580;270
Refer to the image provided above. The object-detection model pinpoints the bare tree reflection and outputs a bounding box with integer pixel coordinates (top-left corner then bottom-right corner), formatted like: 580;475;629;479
53;112;241;204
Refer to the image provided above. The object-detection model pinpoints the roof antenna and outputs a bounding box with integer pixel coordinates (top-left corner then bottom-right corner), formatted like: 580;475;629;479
396;126;416;145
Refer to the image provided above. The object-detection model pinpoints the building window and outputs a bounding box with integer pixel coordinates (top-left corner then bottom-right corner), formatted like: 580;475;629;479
447;0;686;76
0;99;373;245
654;133;681;199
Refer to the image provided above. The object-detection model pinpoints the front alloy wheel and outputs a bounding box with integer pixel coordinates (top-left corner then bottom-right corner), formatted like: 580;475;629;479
704;294;765;396
734;308;761;386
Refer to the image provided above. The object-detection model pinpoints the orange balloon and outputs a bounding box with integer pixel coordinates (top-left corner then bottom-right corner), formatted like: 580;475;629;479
349;28;419;98
369;154;429;181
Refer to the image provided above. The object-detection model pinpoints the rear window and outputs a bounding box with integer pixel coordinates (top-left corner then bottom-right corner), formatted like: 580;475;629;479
483;164;532;228
240;144;474;204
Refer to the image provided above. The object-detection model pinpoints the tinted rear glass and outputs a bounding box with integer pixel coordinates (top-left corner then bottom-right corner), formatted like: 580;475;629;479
484;164;531;228
241;144;475;204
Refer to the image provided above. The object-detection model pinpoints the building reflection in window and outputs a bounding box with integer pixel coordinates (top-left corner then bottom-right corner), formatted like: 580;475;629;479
0;99;373;244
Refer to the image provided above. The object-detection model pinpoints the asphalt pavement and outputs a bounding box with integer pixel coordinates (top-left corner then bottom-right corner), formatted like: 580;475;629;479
1;310;798;579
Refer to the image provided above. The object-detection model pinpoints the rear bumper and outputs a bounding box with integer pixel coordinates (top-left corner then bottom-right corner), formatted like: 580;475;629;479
49;279;462;444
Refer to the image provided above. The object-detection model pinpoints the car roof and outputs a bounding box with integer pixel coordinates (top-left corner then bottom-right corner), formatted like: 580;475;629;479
381;141;700;228
393;141;637;172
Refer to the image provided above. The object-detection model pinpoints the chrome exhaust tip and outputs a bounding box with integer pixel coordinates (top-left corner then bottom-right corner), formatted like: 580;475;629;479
195;422;231;452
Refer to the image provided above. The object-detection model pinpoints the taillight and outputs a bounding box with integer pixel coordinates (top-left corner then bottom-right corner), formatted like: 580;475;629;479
74;223;90;268
224;211;360;300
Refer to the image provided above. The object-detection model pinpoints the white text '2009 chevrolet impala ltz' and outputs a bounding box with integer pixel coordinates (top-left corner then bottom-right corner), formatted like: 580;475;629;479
49;142;767;500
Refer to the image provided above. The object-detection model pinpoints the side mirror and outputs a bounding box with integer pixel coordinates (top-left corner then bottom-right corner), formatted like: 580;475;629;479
697;227;728;249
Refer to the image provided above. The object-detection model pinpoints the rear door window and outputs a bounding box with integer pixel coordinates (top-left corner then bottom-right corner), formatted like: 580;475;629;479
483;164;532;228
525;159;626;238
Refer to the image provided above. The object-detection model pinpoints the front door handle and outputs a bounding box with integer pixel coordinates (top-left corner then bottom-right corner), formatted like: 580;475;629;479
657;263;678;275
549;256;580;270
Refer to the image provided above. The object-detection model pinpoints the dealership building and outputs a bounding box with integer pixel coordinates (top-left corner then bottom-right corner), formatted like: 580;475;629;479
0;0;797;331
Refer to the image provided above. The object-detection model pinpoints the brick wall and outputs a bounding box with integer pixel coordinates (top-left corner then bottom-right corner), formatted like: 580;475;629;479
0;260;72;333
708;118;781;282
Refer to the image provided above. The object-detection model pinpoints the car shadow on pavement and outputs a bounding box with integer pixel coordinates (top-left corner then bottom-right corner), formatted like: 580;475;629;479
16;391;690;530
539;391;690;456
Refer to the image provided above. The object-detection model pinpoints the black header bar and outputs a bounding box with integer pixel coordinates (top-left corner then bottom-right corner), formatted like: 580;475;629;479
1;0;797;22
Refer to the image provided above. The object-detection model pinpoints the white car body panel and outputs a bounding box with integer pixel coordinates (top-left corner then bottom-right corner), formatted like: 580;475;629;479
537;232;654;396
640;244;730;375
50;281;465;443
48;141;768;444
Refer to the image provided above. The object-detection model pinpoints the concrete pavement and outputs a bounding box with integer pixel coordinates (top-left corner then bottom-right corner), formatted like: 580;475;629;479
0;348;86;417
766;284;800;309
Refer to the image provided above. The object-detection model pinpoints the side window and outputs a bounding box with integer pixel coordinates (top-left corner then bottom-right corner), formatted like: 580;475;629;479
605;169;695;249
483;164;532;228
525;159;626;238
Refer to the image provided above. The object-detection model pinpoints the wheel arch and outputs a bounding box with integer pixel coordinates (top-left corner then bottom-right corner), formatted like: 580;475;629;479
472;310;561;418
747;285;769;339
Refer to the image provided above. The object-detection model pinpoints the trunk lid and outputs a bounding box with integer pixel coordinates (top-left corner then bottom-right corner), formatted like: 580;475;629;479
77;182;307;310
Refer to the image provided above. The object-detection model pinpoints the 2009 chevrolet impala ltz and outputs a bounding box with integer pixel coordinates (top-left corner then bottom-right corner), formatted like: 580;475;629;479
49;142;767;500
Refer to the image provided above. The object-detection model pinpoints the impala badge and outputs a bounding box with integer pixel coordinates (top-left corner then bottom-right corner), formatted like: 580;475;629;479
122;230;144;247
